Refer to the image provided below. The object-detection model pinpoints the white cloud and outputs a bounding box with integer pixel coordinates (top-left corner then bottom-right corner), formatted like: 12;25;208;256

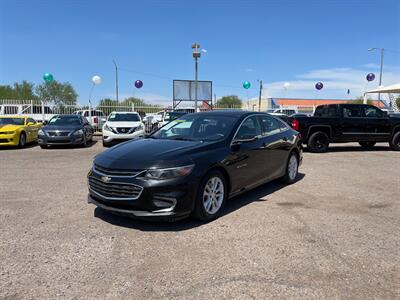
245;68;254;72
263;66;400;100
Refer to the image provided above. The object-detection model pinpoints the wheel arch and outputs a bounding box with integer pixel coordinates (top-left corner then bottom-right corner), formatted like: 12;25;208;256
306;125;332;141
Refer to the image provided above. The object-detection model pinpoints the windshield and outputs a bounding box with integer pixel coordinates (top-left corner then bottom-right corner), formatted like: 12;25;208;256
152;114;237;141
0;118;25;125
48;116;81;126
108;113;140;122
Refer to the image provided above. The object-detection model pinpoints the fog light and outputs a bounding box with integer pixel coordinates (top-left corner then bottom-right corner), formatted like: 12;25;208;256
153;196;177;212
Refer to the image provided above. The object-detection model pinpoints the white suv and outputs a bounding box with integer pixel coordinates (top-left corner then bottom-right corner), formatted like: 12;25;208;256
102;112;144;147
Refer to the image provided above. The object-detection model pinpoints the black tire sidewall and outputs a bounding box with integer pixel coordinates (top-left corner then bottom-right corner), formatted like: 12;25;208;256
307;132;329;153
19;132;26;148
390;132;400;151
193;170;227;222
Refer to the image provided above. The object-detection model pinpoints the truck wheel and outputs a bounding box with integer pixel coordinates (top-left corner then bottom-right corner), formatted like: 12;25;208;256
307;131;329;153
359;141;376;149
389;132;400;151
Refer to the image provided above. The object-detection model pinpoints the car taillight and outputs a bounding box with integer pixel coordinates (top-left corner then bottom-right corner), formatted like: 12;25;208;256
93;116;98;123
292;119;300;131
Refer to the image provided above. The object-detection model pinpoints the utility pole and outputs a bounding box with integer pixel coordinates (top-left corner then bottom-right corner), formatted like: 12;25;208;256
368;48;385;102
113;60;119;102
192;43;201;112
258;80;263;112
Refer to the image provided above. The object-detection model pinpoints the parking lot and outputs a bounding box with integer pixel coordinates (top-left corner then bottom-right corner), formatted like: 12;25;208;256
1;138;399;299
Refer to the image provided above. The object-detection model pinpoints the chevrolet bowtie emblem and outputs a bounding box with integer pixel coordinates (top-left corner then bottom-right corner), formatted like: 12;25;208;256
101;176;111;183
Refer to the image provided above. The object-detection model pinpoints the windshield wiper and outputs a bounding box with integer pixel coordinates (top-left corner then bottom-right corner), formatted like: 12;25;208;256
170;137;195;141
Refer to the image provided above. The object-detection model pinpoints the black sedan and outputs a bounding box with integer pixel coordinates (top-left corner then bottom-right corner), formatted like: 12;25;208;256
87;111;302;222
38;115;93;148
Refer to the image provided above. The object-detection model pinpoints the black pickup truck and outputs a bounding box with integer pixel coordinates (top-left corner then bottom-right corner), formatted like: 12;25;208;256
290;104;400;152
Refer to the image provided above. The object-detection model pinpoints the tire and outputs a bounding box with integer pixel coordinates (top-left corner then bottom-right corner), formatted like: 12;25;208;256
40;145;47;149
81;135;87;147
193;170;228;222
282;152;299;184
307;131;329;153
359;141;376;149
389;132;400;151
102;140;110;147
18;132;26;148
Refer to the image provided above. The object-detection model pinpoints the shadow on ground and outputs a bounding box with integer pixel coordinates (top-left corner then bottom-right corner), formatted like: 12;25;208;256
94;173;305;232
304;144;391;153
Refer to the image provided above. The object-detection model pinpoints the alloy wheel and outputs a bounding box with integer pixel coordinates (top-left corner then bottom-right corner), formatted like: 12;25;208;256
202;177;224;215
288;155;298;181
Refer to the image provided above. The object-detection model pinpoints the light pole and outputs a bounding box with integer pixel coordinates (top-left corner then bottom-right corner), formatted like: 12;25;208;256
257;79;263;112
113;59;119;102
192;43;201;112
368;48;384;102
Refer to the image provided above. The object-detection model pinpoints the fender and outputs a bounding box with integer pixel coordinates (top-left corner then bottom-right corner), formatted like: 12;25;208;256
391;124;400;138
306;125;333;140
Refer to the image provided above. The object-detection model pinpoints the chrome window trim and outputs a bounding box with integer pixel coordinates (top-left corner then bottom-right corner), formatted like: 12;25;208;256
258;115;289;138
230;114;262;145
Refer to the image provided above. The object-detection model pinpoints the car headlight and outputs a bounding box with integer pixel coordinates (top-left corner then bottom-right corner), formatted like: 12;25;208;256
38;129;46;136
104;124;113;132
141;165;195;180
73;129;84;136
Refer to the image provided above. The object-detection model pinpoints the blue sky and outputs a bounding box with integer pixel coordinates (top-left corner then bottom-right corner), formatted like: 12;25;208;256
1;0;399;105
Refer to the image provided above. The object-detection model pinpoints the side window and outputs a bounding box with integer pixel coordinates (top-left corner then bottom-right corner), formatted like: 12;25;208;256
259;116;281;136
83;111;89;117
343;106;361;118
363;106;384;118
27;118;36;124
235;116;261;140
277;119;289;131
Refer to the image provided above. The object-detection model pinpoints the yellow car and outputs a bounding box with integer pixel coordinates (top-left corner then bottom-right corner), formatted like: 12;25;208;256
0;116;42;147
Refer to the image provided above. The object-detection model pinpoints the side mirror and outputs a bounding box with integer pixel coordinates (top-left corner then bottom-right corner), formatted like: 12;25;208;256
27;122;35;126
42;120;48;125
230;143;241;152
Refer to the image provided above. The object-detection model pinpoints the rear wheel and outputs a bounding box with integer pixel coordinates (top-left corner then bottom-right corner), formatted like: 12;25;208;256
307;131;329;153
359;141;376;149
389;132;400;151
193;170;227;222
18;132;26;148
282;152;299;184
40;145;48;149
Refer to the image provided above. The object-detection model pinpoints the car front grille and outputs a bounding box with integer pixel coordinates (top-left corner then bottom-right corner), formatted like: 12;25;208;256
116;127;136;134
94;164;143;177
88;176;143;200
47;131;70;137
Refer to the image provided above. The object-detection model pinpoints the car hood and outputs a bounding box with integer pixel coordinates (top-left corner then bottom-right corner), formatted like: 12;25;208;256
43;125;82;131
0;124;23;131
105;121;142;127
95;138;218;170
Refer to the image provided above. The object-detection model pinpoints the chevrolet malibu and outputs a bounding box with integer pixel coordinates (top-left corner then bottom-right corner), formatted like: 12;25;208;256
87;111;303;222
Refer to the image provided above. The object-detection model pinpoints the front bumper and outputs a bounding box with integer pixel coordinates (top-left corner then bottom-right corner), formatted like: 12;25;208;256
0;133;19;146
103;129;144;143
87;168;198;220
38;134;84;145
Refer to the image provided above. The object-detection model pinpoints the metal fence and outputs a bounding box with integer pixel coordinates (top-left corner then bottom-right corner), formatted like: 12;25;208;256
0;99;243;132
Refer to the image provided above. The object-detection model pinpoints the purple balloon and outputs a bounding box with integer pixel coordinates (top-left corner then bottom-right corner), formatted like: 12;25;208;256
134;80;143;88
315;82;323;90
366;73;375;82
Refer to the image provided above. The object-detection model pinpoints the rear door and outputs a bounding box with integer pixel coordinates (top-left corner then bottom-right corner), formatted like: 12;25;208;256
339;105;366;141
258;115;289;180
361;105;391;141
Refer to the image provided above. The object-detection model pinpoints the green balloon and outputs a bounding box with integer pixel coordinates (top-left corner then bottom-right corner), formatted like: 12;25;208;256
43;73;54;82
243;81;251;89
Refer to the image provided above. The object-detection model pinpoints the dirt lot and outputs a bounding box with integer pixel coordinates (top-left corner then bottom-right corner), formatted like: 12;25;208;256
1;138;399;299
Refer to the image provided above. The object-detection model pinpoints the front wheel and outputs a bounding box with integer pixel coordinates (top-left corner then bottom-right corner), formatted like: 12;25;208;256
282;152;299;184
359;141;376;149
389;132;400;151
18;132;26;148
307;131;329;153
193;170;227;222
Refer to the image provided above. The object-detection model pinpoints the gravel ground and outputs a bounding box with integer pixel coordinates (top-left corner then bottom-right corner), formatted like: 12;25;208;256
1;138;399;299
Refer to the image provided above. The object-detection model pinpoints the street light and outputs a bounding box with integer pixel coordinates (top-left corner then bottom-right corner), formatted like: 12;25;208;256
192;43;201;111
368;47;385;102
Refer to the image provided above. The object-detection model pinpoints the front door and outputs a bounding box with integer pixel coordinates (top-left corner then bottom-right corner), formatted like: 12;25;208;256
361;105;391;141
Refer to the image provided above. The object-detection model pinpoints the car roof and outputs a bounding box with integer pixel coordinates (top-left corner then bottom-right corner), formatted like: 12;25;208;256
53;114;81;117
189;110;273;118
110;111;139;114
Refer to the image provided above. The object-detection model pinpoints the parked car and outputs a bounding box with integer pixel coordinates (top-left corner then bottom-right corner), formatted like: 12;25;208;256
87;111;302;222
102;111;144;147
267;108;298;116
290;104;400;152
0;116;42;147
143;110;187;134
0;104;54;122
73;110;107;130
38;115;93;148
